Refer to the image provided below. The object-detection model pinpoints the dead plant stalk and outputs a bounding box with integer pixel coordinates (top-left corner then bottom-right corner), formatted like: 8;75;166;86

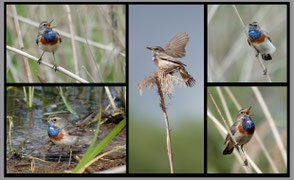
154;73;174;173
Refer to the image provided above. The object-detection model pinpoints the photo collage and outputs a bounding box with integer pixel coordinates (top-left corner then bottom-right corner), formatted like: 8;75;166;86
4;2;290;177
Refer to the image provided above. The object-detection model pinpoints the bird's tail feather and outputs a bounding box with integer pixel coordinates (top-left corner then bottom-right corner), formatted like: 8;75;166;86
223;141;234;155
179;68;196;87
262;54;272;61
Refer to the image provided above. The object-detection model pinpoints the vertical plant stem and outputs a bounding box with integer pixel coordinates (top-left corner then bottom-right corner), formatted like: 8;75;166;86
11;5;33;83
8;116;14;151
224;87;242;110
216;87;233;125
251;87;287;165
65;5;79;77
23;86;28;107
76;10;104;82
155;73;174;173
104;87;117;110
29;86;34;108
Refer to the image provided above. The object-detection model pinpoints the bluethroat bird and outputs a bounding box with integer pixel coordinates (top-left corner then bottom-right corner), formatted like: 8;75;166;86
147;32;196;87
36;20;62;71
247;22;276;61
223;106;255;155
47;112;95;165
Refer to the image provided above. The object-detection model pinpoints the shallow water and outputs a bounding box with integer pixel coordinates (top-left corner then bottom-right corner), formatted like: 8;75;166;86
6;86;126;173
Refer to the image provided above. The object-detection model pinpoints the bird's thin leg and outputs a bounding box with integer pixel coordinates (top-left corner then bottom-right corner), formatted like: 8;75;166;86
263;61;268;75
240;145;245;153
68;146;72;167
235;145;240;152
52;52;57;71
57;153;62;164
38;51;45;64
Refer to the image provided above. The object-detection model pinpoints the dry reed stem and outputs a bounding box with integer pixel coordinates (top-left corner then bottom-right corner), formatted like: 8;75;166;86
223;87;242;110
232;5;271;82
208;90;252;172
254;131;279;173
154;71;174;173
30;159;35;173
137;69;186;173
11;5;33;82
65;5;79;77
7;116;14;151
76;10;104;82
104;87;117;110
251;87;287;165
208;5;220;24
7;46;89;83
81;66;96;82
216;87;233;125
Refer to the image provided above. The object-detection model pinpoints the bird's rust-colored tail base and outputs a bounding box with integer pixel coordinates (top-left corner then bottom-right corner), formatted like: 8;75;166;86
179;68;196;88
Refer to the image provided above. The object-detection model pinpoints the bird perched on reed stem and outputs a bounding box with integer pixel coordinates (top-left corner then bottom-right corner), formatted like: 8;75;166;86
223;106;255;155
36;20;62;71
147;32;196;87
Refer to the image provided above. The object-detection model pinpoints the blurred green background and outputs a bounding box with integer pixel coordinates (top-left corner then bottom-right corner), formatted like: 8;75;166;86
208;5;287;82
6;4;125;83
129;114;203;173
207;86;287;173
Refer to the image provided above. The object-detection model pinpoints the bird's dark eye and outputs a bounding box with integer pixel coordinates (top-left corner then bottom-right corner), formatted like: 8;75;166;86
43;24;47;27
53;118;57;122
241;111;244;114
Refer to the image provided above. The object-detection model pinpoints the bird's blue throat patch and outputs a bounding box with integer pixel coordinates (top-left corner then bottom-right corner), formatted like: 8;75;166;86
48;122;59;137
242;115;255;131
44;27;56;42
248;27;262;40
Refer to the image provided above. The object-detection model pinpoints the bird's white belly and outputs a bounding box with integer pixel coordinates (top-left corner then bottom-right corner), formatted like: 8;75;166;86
52;132;78;146
39;43;60;53
253;38;276;54
157;60;177;71
234;131;253;145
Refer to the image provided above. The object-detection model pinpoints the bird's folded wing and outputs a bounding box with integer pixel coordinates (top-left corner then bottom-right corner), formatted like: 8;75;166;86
224;120;240;144
65;123;87;136
158;54;187;66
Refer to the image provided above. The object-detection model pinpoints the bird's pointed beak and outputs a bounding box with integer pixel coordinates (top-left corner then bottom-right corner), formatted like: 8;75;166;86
48;19;54;28
146;47;152;50
245;106;252;115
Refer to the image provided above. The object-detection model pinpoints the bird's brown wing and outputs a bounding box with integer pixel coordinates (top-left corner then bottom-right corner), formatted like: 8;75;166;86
56;31;62;43
65;122;87;136
164;32;189;58
224;120;240;144
36;34;41;46
263;30;272;42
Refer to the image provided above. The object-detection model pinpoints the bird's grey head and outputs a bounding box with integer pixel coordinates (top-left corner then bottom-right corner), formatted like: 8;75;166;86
38;20;54;35
249;21;260;30
48;115;67;128
146;46;165;53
